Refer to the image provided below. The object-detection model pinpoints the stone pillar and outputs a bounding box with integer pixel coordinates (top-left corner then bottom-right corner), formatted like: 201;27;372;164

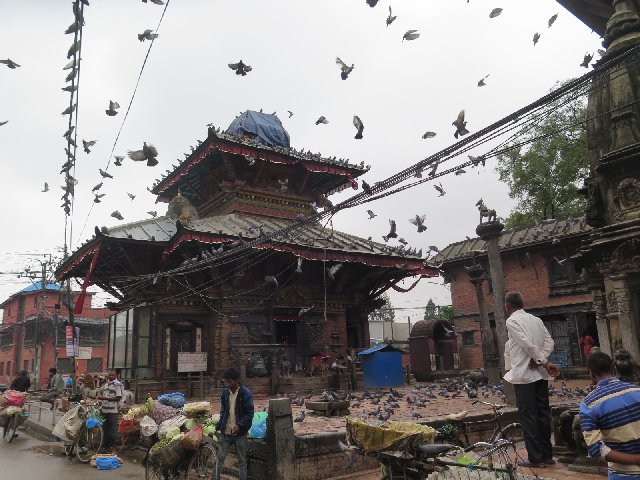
476;220;515;405
465;263;500;385
266;398;296;480
612;274;640;361
592;288;612;356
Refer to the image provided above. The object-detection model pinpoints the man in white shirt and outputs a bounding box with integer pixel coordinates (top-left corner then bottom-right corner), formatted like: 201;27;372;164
503;291;559;468
97;370;124;452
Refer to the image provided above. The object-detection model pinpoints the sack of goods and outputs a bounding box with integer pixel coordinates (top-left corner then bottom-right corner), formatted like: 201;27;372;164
183;401;211;417
152;402;180;424
157;392;186;409
148;437;186;469
6;406;23;416
180;426;203;451
140;415;159;438
4;390;27;407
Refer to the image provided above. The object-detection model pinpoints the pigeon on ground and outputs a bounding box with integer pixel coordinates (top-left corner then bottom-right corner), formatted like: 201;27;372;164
315;116;329;125
111;210;124;221
114;155;124;166
489;8;503;18
409;215;427;232
434;183;446;197
228;60;252;76
402;29;420;41
99;169;113;179
41;182;49;192
127;192;136;201
147;211;158;217
422;131;436;139
327;263;343;280
383;219;398;242
353;115;364;139
128;142;158;166
83;139;97;154
0;59;20;69
580;52;593;68
336;57;355;80
105;100;120;116
533;32;541;45
477;74;490;87
548;13;558;28
138;29;159;42
452;110;469;139
293;411;305;422
386;6;397;26
366;209;377;219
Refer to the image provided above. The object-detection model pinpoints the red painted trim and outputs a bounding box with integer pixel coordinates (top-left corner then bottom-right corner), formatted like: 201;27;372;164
55;242;101;280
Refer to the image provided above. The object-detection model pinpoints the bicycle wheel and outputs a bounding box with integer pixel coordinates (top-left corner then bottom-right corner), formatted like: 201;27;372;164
497;422;522;449
186;443;218;479
75;424;103;463
3;415;19;443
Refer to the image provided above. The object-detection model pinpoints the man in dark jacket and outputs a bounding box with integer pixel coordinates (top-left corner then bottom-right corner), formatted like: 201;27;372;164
215;368;254;480
10;370;31;392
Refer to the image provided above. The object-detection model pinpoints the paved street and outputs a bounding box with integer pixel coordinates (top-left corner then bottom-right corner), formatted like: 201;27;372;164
0;435;144;479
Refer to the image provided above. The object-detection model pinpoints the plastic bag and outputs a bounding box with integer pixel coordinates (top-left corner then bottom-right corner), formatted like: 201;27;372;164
183;401;211;417
86;417;102;430
140;415;158;438
248;417;267;439
4;390;27;407
158;415;187;440
152;402;180;424
157;392;186;409
52;405;81;441
96;456;121;470
180;426;203;451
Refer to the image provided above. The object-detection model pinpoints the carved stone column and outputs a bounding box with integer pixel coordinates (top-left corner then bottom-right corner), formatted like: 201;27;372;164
592;288;613;356
612;274;640;360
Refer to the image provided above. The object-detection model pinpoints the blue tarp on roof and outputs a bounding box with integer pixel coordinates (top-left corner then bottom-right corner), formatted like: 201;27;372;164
21;283;60;293
227;110;290;148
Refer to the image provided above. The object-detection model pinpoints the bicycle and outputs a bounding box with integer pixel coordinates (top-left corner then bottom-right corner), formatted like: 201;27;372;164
63;402;105;463
436;400;522;450
144;436;218;480
2;392;30;443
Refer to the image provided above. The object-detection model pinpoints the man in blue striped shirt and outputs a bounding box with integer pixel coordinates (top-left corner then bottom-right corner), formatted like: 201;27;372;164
580;352;640;479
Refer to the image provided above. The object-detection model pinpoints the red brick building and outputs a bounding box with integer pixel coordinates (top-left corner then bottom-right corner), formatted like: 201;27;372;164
436;217;596;371
0;283;111;388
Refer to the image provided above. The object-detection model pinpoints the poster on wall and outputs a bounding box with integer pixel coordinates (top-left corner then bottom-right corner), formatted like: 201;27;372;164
78;347;92;360
65;326;81;357
178;352;207;372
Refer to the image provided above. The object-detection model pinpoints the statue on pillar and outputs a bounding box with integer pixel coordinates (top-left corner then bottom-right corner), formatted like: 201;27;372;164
476;198;497;223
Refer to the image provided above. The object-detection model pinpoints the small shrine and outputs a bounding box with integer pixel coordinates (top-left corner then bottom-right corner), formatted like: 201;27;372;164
409;319;459;381
56;111;436;392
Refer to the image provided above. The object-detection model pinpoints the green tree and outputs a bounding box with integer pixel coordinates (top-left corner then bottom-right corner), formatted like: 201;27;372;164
370;293;395;323
495;82;589;229
436;305;454;322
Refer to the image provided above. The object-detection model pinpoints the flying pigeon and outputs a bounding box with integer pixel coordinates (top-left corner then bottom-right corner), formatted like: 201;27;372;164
434;183;446;197
111;210;124;221
362;180;372;195
138;29;159;42
580;53;593;68
326;263;343;280
366;209;377;219
228;60;252;76
264;275;279;288
409;215;427;232
398;238;408;245
105;100;120;116
548;13;558;28
41;182;49;193
383;219;398;242
353;115;364;139
114;155;124;166
287;110;293;118
533;32;541;45
366;0;379;6
469;155;486;168
422;131;436;139
336;57;355;80
128;142;159;166
147;211;158;217
489;8;503;18
403;29;420;41
554;256;567;265
386;6;397;26
429;245;440;253
298;306;314;318
62;85;78;92
93;193;105;203
477;74;490;87
142;0;165;4
0;59;20;69
92;182;103;192
99;168;113;179
127;192;136;201
82;139;97;154
452;110;469;139
315;116;329;125
62;104;77;116
0;121;8;126
455;169;467;176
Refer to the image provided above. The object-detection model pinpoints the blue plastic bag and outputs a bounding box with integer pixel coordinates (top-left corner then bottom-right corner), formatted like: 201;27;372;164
157;392;186;409
86;417;102;429
96;456;121;470
248;412;267;439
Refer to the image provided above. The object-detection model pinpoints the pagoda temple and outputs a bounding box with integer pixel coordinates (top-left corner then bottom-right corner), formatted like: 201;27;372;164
56;111;436;390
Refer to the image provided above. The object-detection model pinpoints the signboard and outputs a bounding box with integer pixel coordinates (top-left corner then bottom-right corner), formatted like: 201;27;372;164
178;352;207;372
78;347;93;360
65;326;80;357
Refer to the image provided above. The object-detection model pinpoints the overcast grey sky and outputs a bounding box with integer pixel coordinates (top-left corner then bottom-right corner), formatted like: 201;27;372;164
0;0;602;319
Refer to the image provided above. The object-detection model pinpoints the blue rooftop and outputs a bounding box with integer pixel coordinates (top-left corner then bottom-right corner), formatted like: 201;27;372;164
20;283;61;293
